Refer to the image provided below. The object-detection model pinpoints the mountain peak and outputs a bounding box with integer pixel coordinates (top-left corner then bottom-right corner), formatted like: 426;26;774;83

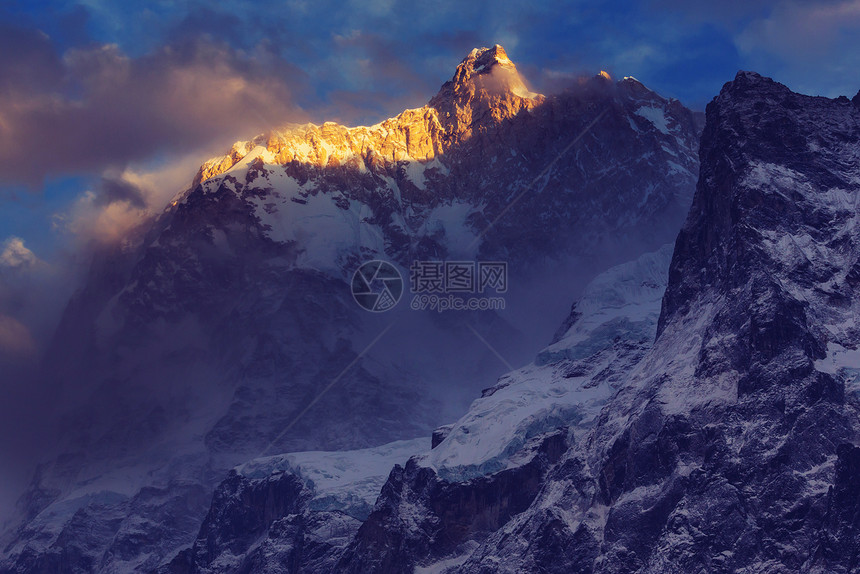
720;70;787;99
467;44;514;71
444;44;531;94
427;45;540;138
734;70;765;82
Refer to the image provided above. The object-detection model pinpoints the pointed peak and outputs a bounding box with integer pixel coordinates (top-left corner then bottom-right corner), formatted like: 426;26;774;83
472;45;512;67
438;44;539;100
617;75;660;98
428;44;542;140
459;44;517;77
429;44;540;108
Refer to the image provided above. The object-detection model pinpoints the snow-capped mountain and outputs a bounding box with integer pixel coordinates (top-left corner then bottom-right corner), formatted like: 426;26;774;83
187;44;698;270
1;46;701;573
156;72;860;574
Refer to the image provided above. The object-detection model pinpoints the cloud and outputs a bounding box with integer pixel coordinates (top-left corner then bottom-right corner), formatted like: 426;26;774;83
0;24;64;93
0;28;309;185
0;237;44;269
648;0;783;25
648;0;860;98
0;314;37;358
0;236;68;344
58;190;148;244
96;177;147;209
735;0;860;94
739;0;860;57
55;151;209;244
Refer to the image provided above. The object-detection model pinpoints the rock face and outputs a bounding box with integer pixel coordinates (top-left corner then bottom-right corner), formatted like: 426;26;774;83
1;46;701;574
156;439;427;574
435;72;860;573
336;430;569;574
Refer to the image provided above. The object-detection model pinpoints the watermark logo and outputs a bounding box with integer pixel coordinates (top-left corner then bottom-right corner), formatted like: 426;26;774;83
409;260;507;312
352;259;507;313
351;260;404;312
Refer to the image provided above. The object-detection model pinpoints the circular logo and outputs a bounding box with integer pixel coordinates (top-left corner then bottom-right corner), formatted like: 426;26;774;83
351;260;404;312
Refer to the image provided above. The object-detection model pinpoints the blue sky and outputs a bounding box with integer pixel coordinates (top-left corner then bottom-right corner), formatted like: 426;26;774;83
0;0;859;259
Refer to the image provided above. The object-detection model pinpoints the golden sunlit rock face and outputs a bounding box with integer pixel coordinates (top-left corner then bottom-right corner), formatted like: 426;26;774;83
193;45;543;187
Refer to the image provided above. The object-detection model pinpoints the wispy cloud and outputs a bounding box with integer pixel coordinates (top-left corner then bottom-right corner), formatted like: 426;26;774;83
735;0;860;96
0;314;36;358
0;237;44;269
0;25;308;185
55;151;208;244
0;237;56;360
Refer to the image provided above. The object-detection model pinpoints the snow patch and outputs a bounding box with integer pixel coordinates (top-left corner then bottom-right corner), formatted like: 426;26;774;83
236;438;428;520
239;169;387;274
420;246;673;481
635;106;671;135
423;201;481;259
816;342;860;398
